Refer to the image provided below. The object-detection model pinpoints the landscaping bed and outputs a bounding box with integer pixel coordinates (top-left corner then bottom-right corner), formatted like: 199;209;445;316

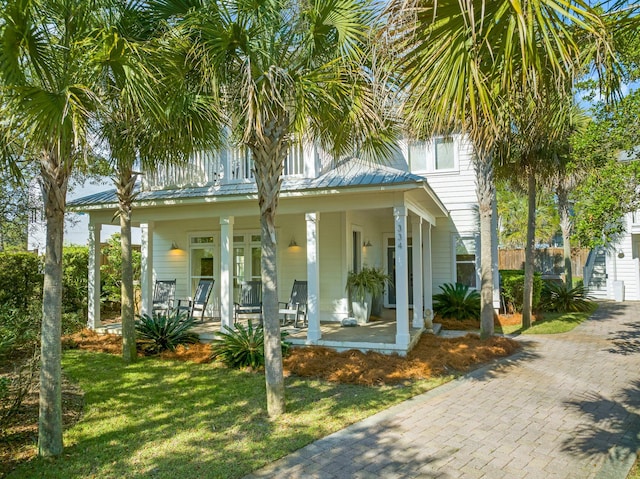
1;329;520;478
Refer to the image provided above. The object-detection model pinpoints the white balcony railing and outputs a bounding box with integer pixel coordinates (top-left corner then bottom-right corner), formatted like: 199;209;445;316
142;144;308;191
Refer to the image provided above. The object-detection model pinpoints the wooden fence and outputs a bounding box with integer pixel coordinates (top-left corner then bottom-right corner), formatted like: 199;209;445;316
498;247;590;278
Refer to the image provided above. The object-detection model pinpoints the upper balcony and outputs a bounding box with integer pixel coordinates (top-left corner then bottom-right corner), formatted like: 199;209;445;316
141;143;334;191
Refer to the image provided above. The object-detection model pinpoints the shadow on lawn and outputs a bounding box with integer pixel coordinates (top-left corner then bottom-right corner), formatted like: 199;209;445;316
7;350;421;479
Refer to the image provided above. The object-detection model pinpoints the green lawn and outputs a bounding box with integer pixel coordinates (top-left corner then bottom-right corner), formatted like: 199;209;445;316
629;457;640;479
498;304;598;336
8;350;448;479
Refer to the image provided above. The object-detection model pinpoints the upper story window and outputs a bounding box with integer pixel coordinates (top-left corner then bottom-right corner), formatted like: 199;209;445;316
435;137;455;170
408;136;457;173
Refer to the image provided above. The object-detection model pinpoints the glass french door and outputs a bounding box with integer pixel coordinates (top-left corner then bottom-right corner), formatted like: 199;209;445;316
189;234;217;313
232;233;261;300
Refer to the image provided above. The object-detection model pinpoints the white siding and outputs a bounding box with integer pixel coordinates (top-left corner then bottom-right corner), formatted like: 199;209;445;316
319;212;348;320
607;227;639;300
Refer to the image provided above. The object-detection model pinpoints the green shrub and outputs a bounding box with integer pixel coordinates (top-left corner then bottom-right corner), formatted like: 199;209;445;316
63;246;88;315
433;283;481;320
0;252;42;310
500;270;543;312
136;311;199;353
101;234;141;306
0;304;41;355
211;321;290;369
540;282;594;313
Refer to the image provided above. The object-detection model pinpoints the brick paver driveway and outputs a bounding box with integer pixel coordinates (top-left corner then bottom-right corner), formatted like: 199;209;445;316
246;301;640;479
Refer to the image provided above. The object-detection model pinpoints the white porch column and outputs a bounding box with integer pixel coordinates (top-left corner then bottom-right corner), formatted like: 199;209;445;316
491;190;501;312
394;206;410;348
423;222;433;313
220;216;234;330
411;216;423;328
306;212;321;342
87;222;101;329
140;222;154;316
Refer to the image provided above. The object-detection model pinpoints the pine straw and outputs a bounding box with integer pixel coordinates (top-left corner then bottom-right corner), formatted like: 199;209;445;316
436;312;543;331
283;334;520;386
64;329;521;386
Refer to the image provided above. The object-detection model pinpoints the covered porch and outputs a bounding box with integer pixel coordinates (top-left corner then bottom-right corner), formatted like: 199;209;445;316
95;307;426;356
76;160;450;355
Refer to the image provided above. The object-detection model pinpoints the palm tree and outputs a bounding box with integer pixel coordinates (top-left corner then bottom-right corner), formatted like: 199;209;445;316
154;0;397;416
497;92;582;327
0;0;101;456
386;0;618;338
91;3;222;363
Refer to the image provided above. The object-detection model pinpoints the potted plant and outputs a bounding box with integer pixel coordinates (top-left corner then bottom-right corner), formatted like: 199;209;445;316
346;267;390;323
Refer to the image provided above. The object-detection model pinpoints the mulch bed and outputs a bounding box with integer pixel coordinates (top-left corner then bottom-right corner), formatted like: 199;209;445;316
283;333;520;386
436;312;542;331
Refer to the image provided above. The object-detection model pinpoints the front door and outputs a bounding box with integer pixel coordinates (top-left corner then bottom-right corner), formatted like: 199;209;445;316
385;236;413;307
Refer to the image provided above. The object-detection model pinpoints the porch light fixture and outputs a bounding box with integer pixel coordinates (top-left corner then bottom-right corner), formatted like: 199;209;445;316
363;240;372;248
288;237;298;248
169;241;181;251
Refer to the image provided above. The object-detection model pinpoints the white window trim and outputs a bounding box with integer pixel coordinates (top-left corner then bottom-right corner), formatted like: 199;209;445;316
188;232;218;315
407;135;460;175
232;230;262;283
452;233;479;289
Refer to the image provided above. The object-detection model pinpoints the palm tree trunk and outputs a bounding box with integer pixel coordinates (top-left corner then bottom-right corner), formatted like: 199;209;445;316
251;119;288;417
38;160;66;457
475;150;495;339
116;168;137;363
522;170;536;329
557;184;572;287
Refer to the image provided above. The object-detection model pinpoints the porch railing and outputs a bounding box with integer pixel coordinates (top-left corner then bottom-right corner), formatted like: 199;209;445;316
142;143;308;190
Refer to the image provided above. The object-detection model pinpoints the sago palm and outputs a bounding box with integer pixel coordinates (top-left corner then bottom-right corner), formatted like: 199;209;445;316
153;0;398;416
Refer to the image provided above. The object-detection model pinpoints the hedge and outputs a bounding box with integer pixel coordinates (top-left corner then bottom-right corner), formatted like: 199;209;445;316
0;252;43;310
500;269;543;313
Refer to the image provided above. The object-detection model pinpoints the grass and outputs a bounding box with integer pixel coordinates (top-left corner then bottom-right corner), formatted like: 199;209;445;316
6;349;448;479
629;457;640;479
497;303;598;335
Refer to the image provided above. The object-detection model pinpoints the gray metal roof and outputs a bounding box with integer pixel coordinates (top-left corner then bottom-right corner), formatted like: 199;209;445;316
68;159;428;209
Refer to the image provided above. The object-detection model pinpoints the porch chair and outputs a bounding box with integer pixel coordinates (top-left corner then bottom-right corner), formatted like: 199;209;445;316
177;278;215;322
152;279;176;315
279;280;308;328
234;280;263;322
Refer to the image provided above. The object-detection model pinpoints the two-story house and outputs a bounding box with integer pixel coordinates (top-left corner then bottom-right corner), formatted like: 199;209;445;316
69;135;492;354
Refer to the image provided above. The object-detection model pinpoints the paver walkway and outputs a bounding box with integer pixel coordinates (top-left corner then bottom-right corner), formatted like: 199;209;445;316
246;301;640;479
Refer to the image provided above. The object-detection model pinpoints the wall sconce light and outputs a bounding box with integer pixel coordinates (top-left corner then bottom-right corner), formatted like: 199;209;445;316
288;237;298;248
618;250;625;258
169;241;181;251
363;240;372;248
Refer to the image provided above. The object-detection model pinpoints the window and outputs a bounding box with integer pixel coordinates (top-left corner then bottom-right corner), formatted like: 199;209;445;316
233;233;261;299
408;137;457;173
408;141;428;171
456;236;477;288
435;137;455;170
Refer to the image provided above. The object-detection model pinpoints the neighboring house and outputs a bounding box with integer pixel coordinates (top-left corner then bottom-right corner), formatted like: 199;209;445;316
69;136;497;354
584;149;640;301
28;177;140;254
